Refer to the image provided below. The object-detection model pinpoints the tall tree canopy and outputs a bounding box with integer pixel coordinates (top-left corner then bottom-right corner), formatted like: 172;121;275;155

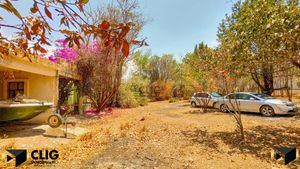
217;0;300;95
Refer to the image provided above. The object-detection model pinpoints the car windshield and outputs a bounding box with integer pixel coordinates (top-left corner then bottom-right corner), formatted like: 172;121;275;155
211;92;222;98
252;93;274;100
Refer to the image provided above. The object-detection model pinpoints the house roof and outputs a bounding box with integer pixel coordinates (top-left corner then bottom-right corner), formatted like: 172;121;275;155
0;51;80;80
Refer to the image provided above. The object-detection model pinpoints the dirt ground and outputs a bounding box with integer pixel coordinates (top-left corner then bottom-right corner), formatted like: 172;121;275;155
1;100;300;169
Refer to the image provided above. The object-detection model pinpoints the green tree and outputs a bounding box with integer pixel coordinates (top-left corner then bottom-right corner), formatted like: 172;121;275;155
148;54;177;83
217;0;300;95
182;42;219;92
132;50;151;79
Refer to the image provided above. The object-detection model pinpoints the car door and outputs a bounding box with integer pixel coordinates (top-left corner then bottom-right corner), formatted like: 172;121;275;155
237;94;260;112
224;93;239;110
193;93;201;106
197;93;210;107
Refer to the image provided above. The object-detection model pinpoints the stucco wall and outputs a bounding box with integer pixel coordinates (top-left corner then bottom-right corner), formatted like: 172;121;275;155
1;71;57;104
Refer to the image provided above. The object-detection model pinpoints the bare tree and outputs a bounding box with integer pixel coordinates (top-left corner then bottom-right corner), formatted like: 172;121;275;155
85;0;145;47
228;97;245;141
76;44;124;112
82;0;146;106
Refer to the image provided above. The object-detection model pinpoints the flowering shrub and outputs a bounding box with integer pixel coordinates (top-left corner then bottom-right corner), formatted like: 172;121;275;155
48;55;59;63
48;39;78;62
50;37;137;112
48;39;106;63
75;39;131;112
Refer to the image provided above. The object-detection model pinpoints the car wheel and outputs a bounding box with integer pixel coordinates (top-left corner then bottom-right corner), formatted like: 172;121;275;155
260;105;275;117
220;104;229;113
48;114;62;128
191;102;197;107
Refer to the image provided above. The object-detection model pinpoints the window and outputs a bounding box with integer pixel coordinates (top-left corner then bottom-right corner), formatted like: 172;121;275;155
226;93;258;100
211;92;222;98
8;82;25;99
237;94;251;100
226;94;238;99
252;93;273;100
195;93;209;98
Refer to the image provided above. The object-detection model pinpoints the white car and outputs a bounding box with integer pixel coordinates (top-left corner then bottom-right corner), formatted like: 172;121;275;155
217;92;298;116
191;92;223;108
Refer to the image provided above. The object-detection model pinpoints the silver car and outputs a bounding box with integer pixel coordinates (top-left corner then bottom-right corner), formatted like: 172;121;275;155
217;92;298;116
191;92;222;108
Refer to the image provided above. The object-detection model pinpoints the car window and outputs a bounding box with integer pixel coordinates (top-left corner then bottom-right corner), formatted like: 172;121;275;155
252;93;273;100
211;92;222;98
195;93;208;98
237;94;251;100
194;93;201;97
226;94;238;99
250;96;258;100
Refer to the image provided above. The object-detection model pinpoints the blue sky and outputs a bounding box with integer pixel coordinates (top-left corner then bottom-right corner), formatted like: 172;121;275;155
137;0;233;58
0;0;233;59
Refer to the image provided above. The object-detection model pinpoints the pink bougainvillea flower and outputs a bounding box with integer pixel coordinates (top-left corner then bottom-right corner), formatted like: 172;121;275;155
50;39;79;62
55;48;78;61
55;39;68;48
48;55;58;63
47;39;108;63
84;110;98;117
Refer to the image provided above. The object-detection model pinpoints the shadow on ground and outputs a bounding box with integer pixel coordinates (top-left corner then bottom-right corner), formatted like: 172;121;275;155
0;122;45;139
184;109;297;119
184;109;219;114
239;111;296;118
182;125;300;166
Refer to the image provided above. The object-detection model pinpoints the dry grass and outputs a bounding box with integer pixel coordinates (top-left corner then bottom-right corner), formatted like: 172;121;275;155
79;132;93;142
4;140;16;149
2;100;300;169
120;122;131;130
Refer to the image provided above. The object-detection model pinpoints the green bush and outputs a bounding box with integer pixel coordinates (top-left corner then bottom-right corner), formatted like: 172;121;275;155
118;85;139;108
118;78;149;108
169;98;177;103
138;97;149;106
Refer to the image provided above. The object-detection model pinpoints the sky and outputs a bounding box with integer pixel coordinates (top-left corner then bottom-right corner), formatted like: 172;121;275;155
0;0;233;60
137;0;233;58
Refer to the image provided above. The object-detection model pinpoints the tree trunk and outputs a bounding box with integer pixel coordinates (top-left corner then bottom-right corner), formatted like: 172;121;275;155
239;120;245;140
251;64;274;95
111;58;124;107
262;65;274;95
290;75;293;101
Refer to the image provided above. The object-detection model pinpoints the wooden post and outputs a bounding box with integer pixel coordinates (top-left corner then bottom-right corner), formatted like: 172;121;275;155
55;70;59;108
78;95;83;115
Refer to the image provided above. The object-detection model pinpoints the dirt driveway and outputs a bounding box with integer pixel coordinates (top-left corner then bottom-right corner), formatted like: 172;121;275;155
1;101;300;169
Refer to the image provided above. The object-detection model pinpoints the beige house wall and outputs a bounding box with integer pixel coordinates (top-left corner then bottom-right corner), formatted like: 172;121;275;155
0;53;80;123
0;71;58;124
0;71;58;104
0;53;61;105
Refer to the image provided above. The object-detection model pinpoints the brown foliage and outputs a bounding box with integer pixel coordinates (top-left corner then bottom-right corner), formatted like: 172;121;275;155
76;43;124;112
0;0;146;58
150;80;173;101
